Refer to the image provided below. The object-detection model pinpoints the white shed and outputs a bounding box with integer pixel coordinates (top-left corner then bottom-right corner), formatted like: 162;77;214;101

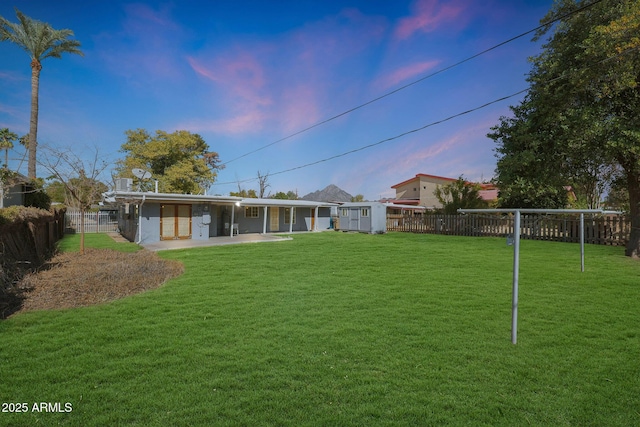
337;202;387;234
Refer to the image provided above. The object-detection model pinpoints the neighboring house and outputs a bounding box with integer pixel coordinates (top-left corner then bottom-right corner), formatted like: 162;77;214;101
0;172;29;208
103;190;336;245
386;173;497;209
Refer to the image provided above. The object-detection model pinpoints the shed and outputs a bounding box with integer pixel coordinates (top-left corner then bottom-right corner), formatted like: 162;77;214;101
337;202;387;234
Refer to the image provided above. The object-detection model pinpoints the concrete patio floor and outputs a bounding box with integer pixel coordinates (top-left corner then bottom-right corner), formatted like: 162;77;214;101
141;233;294;251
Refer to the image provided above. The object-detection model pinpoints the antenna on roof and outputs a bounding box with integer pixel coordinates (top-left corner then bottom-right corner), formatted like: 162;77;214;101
132;168;152;191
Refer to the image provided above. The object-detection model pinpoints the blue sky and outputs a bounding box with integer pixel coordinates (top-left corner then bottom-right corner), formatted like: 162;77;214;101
0;0;553;200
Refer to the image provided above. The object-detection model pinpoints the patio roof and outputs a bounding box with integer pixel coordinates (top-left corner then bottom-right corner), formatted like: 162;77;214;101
103;191;337;207
103;191;240;204
239;198;336;208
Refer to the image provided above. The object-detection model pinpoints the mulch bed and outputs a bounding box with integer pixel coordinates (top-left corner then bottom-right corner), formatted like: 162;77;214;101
13;249;184;315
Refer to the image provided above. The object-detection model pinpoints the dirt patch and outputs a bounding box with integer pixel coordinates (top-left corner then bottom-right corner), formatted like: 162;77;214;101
12;249;184;315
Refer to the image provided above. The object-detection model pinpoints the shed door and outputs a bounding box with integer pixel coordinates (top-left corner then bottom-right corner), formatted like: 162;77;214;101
349;208;359;230
269;207;279;232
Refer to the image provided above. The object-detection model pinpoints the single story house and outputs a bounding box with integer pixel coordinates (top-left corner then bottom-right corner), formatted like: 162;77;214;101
102;190;336;245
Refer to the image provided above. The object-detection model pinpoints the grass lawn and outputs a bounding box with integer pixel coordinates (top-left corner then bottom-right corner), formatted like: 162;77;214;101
1;232;639;426
55;233;141;253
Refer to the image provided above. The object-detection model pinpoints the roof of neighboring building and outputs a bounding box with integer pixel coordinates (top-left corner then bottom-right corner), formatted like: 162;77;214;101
336;201;426;210
379;198;421;205
391;173;458;189
240;198;337;208
479;189;499;201
392;174;498;193
383;203;426;210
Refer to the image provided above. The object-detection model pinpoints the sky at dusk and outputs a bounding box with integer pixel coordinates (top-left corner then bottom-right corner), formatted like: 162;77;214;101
0;0;555;200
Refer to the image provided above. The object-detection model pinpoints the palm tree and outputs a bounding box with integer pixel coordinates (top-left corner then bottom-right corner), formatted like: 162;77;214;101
0;8;82;179
0;128;18;169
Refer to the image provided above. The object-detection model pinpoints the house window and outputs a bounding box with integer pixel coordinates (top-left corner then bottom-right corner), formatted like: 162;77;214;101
361;208;369;217
245;206;259;218
341;208;349;217
284;207;296;224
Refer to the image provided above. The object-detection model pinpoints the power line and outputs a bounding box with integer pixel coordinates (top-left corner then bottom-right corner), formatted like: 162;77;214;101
218;0;605;168
213;88;528;187
213;40;635;189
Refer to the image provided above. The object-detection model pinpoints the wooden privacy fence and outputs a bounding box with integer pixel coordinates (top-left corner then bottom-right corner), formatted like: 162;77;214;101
65;210;118;234
387;213;630;246
0;209;66;265
1;209;67;318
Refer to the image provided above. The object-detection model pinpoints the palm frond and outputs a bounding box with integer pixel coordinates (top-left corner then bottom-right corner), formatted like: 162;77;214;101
1;8;83;61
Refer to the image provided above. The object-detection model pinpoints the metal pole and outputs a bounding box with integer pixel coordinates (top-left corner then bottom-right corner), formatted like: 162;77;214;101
289;207;294;233
230;205;235;237
580;213;585;272
512;210;521;345
263;206;268;234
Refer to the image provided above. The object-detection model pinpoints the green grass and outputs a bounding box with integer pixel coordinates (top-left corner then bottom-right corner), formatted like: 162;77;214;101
1;232;639;426
56;233;140;253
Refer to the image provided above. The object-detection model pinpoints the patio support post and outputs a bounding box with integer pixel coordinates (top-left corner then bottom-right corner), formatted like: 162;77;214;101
230;204;235;237
289;207;294;233
314;206;319;231
135;195;146;244
263;206;268;234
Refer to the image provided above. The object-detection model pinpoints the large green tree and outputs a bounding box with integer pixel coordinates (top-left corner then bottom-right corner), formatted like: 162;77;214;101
116;129;224;194
489;0;640;257
0;8;83;179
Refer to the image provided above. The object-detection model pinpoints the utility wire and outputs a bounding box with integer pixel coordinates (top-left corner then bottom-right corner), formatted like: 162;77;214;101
212;42;636;188
219;0;604;168
213;88;527;187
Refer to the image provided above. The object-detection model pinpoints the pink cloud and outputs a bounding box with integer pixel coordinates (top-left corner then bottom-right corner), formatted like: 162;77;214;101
188;54;270;106
185;7;386;137
355;118;496;186
279;85;321;134
394;0;466;40
378;60;441;89
179;110;269;135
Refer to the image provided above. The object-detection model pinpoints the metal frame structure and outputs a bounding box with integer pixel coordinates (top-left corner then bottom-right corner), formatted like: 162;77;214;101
458;208;619;344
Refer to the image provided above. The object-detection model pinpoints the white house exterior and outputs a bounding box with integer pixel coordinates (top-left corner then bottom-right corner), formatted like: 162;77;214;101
103;191;336;244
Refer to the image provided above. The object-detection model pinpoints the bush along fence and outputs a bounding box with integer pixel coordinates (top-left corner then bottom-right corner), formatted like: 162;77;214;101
65;210;118;234
0;208;66;318
387;213;630;246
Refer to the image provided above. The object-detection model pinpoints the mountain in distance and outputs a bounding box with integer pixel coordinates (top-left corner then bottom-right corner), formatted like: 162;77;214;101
302;184;353;203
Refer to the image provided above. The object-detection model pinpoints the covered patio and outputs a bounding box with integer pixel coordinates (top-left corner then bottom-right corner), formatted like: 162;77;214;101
142;233;293;251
